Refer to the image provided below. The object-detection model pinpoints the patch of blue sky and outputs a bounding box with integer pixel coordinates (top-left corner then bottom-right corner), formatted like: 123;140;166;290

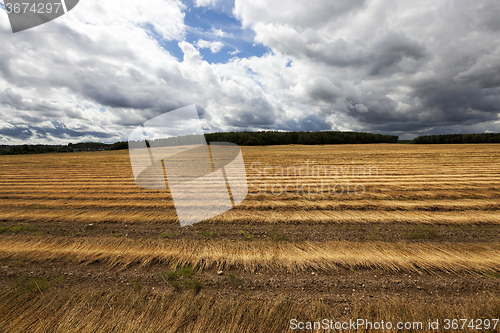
142;0;270;64
183;4;269;63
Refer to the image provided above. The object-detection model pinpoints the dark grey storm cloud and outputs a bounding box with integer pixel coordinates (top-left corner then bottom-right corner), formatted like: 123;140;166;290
0;122;114;141
280;113;333;132
242;0;500;138
260;30;427;76
223;97;276;127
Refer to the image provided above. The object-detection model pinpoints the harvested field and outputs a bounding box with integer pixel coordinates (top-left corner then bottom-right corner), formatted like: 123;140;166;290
0;144;499;332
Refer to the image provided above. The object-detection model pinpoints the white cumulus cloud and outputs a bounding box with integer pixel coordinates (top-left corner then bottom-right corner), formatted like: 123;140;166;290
196;39;225;53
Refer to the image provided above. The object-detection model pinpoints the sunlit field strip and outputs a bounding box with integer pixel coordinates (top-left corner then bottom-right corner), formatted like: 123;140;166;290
2;173;499;178
1;198;499;211
1;163;497;170
1;166;497;175
1;190;498;202
0;190;497;199
0;177;497;186
1;235;500;274
0;187;498;196
2;175;500;186
0;188;497;198
1;168;498;176
1;188;498;197
1;178;499;187
1;194;498;205
1;288;497;333
1;209;499;225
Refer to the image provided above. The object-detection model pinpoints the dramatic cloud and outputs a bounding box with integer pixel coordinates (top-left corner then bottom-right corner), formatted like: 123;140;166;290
0;0;499;143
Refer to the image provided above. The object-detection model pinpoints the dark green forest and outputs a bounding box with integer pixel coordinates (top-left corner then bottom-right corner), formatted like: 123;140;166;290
205;131;398;145
413;133;500;144
0;142;111;155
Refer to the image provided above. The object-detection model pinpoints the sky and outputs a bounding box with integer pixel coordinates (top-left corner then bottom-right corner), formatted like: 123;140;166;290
0;0;499;144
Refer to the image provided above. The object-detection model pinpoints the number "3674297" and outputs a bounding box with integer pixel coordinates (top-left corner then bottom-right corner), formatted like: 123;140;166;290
5;2;62;14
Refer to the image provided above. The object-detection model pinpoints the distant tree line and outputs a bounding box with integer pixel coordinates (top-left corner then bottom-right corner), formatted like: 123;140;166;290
0;142;110;155
109;141;129;150
121;131;399;151
413;133;500;144
3;131;498;155
205;131;398;145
